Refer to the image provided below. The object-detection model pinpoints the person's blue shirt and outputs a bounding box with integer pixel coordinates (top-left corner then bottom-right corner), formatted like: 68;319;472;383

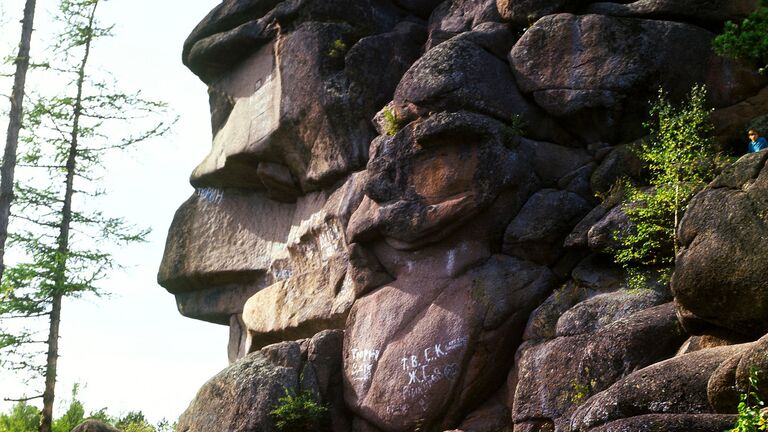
749;136;768;153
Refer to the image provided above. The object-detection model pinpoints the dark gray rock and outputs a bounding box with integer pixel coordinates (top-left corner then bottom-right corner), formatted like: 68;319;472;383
518;139;593;187
673;152;768;337
71;421;121;432
555;289;670;337
393;36;570;144
178;333;344;432
587;0;758;24
393;0;444;17
707;350;744;414
510;13;763;142
587;205;631;253
178;341;303;432
590;143;643;196
736;333;768;401
395;37;535;125
503;189;592;264
427;0;502;48
570;345;746;431
513;303;686;431
586;414;737;432
496;0;586;26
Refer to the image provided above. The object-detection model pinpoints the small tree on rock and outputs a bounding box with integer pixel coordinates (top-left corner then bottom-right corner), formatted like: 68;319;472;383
614;85;720;285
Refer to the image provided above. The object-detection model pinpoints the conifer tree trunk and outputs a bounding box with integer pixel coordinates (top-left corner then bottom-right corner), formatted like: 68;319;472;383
0;0;38;285
39;2;99;431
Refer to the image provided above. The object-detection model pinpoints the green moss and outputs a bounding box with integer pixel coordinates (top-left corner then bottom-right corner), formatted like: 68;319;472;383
327;39;348;59
383;107;403;136
569;377;598;405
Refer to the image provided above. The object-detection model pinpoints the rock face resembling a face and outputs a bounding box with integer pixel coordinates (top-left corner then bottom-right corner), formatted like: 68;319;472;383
160;0;768;431
158;0;427;360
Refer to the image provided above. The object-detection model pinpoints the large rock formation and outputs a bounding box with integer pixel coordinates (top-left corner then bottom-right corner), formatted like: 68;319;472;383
158;0;768;430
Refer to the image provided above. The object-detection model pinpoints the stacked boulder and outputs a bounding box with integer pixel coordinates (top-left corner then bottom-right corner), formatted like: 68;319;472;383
158;0;768;431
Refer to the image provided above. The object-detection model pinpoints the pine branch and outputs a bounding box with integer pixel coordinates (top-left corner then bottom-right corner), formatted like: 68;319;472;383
4;395;43;402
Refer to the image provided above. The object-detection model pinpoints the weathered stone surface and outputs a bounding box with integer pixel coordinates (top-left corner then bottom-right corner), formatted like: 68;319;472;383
736;333;768;401
586;414;737;432
182;0;401;81
571;345;745;431
427;0;501;48
159;174;364;354
503;189;592;264
456;388;511;432
590;143;643;195
712;86;768;148
496;0;584;25
179;331;346;432
160;0;768;430
71;420;121;432
178;341;304;432
513;303;684;431
564;199;618;249
522;254;626;341
394;34;571;145
393;0;444;17
395;38;532;127
191;23;367;193
586;205;631;253
510;13;763;141
586;0;758;23
183;2;425;196
344;254;556;432
677;331;750;356
707;350;745;414
555;289;670;337
518;139;592;189
673;151;768;337
348;111;535;249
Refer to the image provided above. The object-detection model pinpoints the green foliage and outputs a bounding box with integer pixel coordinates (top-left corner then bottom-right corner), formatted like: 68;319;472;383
0;0;170;390
508;114;527;136
52;385;85;432
327;39;348;59
713;1;768;72
613;85;719;280
269;389;329;432
0;394;177;432
0;401;40;432
383;107;403;136
729;368;768;432
116;412;156;432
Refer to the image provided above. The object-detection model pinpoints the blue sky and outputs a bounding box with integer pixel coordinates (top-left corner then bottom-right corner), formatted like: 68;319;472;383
0;0;232;423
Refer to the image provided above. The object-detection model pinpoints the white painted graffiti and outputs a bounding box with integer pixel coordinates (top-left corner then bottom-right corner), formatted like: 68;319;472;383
398;336;468;405
350;348;380;382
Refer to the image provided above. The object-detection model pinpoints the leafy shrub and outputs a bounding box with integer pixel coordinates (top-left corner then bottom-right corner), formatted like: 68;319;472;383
270;389;329;432
729;368;768;432
52;385;86;432
613;85;720;285
117;412;156;432
0;401;39;432
713;1;768;72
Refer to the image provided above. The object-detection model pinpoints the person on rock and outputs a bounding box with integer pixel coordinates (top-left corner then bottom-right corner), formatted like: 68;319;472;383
747;128;768;153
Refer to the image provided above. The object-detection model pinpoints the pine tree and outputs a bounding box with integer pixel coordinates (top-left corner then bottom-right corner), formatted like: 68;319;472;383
1;0;39;285
0;1;171;430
